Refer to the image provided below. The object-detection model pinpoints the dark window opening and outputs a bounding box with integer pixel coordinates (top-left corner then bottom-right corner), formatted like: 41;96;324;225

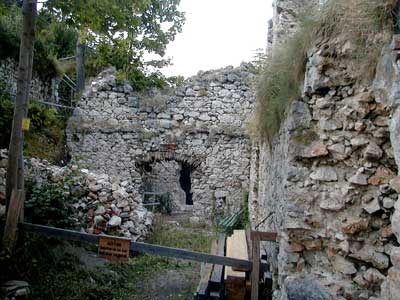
179;163;193;205
72;134;80;142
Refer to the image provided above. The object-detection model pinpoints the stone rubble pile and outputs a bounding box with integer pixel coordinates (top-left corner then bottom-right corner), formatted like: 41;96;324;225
75;168;153;240
0;149;153;241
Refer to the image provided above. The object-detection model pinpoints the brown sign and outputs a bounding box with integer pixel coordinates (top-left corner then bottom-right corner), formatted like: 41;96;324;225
98;236;131;261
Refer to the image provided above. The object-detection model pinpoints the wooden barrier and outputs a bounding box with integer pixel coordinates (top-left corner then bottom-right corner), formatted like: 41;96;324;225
19;222;259;271
17;222;278;300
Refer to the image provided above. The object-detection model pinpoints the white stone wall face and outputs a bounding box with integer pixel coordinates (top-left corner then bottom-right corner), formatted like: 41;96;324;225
250;1;400;300
0;58;53;102
67;64;256;218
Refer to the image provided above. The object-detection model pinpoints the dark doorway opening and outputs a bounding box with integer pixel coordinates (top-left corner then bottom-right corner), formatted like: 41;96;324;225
179;162;193;205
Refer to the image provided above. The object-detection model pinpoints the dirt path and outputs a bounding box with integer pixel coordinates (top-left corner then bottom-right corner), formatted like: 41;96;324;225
134;266;200;300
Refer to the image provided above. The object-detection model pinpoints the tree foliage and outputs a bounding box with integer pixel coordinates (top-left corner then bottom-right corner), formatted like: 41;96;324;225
43;0;185;89
0;4;77;79
0;1;184;89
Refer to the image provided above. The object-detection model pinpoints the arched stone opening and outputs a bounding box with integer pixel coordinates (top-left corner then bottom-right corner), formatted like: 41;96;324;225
179;161;193;205
135;152;202;212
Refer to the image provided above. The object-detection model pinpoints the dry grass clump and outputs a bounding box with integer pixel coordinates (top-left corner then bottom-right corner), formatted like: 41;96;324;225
252;0;395;142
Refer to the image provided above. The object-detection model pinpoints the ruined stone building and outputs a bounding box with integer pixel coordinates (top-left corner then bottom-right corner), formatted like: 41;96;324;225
67;64;256;219
63;0;400;299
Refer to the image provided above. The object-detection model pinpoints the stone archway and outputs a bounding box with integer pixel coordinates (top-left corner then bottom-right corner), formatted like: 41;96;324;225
135;150;203;213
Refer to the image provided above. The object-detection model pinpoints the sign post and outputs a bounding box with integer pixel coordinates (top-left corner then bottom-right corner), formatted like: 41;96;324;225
98;236;131;262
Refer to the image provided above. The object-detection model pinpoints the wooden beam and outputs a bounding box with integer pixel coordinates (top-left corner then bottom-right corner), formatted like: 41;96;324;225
131;240;253;270
225;231;247;300
19;222;99;244
251;234;261;300
250;231;277;242
230;230;249;272
3;190;24;252
209;234;226;291
18;223;258;270
196;240;218;300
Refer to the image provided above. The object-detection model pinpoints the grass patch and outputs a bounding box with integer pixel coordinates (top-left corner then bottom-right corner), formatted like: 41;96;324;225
149;215;215;253
252;0;394;142
292;129;319;146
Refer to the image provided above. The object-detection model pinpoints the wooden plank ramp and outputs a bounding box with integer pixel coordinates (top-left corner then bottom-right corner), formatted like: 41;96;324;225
225;230;248;300
194;235;227;300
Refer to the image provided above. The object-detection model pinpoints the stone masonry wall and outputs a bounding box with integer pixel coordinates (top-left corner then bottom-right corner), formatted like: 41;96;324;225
0;58;53;102
250;1;400;300
373;36;400;300
269;0;320;53
67;64;256;218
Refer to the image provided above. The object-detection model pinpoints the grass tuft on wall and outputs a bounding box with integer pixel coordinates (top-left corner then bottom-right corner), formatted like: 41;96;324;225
251;0;395;142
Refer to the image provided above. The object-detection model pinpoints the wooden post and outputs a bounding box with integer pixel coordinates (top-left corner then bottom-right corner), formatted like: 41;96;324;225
250;231;277;300
2;190;24;252
251;234;260;300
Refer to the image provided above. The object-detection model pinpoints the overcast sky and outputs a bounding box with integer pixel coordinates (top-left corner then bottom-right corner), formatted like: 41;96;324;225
161;0;273;78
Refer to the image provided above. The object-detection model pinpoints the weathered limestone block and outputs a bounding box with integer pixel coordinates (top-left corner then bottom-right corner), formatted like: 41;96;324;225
320;191;346;212
287;101;312;131
332;255;357;275
350;246;389;270
391;202;400;242
310;167;338;182
284;277;332;300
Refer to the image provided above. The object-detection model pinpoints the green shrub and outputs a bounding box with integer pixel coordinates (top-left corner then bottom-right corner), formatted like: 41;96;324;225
253;0;394;142
0;93;14;148
25;180;78;228
0;4;21;60
0;95;69;163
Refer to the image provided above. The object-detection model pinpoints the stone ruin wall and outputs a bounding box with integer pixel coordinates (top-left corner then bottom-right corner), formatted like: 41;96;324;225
250;1;400;300
0;58;54;102
67;64;256;219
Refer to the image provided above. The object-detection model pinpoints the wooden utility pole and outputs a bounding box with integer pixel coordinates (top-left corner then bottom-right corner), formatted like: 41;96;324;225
3;0;37;252
3;190;24;251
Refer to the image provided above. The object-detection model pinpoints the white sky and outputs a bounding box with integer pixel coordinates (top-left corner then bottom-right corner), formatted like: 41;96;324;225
161;0;273;78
